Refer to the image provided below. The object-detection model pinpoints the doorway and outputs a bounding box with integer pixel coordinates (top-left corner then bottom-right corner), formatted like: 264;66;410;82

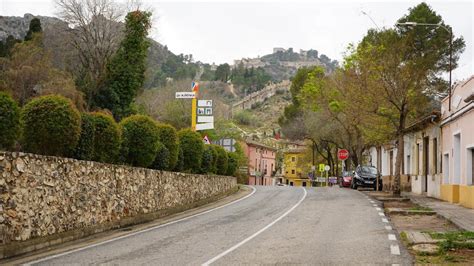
423;137;429;193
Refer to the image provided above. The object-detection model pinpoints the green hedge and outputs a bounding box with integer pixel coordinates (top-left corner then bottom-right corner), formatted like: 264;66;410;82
91;112;121;163
156;123;179;170
120;115;160;167
0;92;20;150
200;145;215;174
214;145;228;175
74;113;96;160
226;151;239;176
152;142;170;170
21;95;81;156
177;129;203;173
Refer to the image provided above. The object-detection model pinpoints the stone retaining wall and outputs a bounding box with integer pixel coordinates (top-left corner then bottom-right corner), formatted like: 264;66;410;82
0;151;237;258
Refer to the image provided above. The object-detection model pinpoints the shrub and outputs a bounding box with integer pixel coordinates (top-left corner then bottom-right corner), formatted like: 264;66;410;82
174;146;185;172
21;95;81;156
156;123;179;170
74;113;95;160
214;145;228;175
209;145;219;173
151;141;169;170
0;92;20;150
120;115;160;167
200;145;215;174
177;129;204;173
226;151;239;176
90;112;121;163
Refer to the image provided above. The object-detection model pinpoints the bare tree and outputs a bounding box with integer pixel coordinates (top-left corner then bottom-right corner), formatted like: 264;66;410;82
56;0;124;107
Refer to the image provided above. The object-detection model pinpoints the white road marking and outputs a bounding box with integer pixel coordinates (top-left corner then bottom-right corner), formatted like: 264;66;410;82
378;212;385;216
372;204;378;207
376;207;382;211
25;186;258;265
385;225;392;230
370;201;375;203
382;218;389;223
202;187;308;266
390;244;401;255
388;234;397;241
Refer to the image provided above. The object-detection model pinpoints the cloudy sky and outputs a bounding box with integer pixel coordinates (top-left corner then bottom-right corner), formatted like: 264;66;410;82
1;0;473;81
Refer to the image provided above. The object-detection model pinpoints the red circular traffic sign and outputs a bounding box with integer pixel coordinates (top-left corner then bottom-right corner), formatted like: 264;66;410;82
338;149;349;160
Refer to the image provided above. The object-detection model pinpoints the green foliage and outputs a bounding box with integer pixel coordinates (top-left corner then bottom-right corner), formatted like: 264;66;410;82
0;35;21;57
0;92;20;150
120;115;160;167
214;145;228;175
230;64;271;94
74;113;95;160
156;123;179;170
24;18;42;41
177;129;204;173
174;146;185;172
214;63;230;82
200;145;215;174
96;10;152;120
226;151;239;176
152;141;170;170
209;144;219;173
90;112;121;163
233;110;260;127
21;95;81;156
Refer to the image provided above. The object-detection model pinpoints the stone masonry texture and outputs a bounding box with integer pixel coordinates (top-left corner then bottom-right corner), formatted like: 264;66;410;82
0;151;237;249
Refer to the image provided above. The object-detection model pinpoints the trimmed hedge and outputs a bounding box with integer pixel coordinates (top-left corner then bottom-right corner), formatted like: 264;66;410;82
214;145;229;175
91;112;121;163
177;129;204;173
226;151;239;176
156;123;179;170
0;92;20;150
200;145;215;174
120;115;160;167
152;142;170;170
74;113;96;160
21;95;81;156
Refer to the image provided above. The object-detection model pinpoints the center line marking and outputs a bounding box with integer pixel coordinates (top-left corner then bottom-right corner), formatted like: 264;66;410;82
376;207;382;211
385;225;392;230
382;218;389;223
391;244;401;255
378;212;385;216
388;234;397;240
202;187;307;266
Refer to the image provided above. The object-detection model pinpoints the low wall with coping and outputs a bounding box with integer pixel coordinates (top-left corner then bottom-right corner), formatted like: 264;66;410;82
0;151;237;259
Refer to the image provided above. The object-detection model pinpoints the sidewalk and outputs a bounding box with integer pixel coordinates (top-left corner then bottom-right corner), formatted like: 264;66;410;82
403;192;474;231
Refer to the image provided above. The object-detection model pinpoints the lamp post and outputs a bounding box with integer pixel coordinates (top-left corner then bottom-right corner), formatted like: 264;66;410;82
396;21;453;111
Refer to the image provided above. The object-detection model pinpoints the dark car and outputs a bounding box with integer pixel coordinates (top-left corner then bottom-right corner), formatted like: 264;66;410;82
339;171;353;187
351;165;382;191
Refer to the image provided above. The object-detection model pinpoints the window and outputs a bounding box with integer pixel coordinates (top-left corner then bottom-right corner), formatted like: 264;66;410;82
292;156;296;162
416;144;420;175
443;153;450;184
406;155;411;175
468;148;474;185
291;169;295;174
433;138;438;174
454;134;461;184
302;182;307;187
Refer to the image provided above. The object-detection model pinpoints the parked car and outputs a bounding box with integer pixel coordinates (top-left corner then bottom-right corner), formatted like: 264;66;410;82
351;165;382;191
339;171;353;187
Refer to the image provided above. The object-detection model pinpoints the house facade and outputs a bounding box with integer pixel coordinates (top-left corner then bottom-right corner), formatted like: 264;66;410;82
283;148;311;187
241;140;277;186
440;76;474;207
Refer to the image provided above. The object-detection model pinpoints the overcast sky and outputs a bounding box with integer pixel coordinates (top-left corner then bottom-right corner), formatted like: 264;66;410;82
1;0;473;81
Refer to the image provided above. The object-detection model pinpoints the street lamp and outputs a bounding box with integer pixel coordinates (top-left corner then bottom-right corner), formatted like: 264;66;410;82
396;22;453;111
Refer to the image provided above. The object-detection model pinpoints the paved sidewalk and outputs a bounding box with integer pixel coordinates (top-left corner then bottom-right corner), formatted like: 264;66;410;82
403;192;474;231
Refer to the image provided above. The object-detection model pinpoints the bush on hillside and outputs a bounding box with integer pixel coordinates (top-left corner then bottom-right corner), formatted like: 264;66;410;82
90;112;121;163
226;152;239;176
156;123;179;170
177;129;203;173
214;145;228;175
151;142;170;170
21;95;81;156
200;145;215;174
73;113;95;160
0;92;20;150
120;115;160;167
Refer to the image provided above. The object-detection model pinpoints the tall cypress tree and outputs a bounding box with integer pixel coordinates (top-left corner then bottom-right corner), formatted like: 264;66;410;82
97;10;152;120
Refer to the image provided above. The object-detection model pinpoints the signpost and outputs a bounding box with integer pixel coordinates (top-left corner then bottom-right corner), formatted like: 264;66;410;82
324;165;330;186
175;82;215;131
175;92;196;98
338;149;350;177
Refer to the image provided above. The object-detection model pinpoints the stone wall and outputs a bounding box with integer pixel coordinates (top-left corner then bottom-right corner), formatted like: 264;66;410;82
232;80;291;113
0;151;237;258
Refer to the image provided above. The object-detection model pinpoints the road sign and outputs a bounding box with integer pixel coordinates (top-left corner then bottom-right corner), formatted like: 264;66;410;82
198;100;213;107
175;92;195;98
324;165;330;171
196;122;214;130
318;164;325;172
338;149;349;160
197;116;214;123
203;135;210;144
316;177;326;182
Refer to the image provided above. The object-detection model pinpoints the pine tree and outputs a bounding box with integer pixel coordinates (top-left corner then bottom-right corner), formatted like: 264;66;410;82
24;18;42;41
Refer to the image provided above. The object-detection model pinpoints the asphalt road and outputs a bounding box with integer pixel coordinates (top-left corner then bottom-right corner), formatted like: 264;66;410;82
27;186;412;265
